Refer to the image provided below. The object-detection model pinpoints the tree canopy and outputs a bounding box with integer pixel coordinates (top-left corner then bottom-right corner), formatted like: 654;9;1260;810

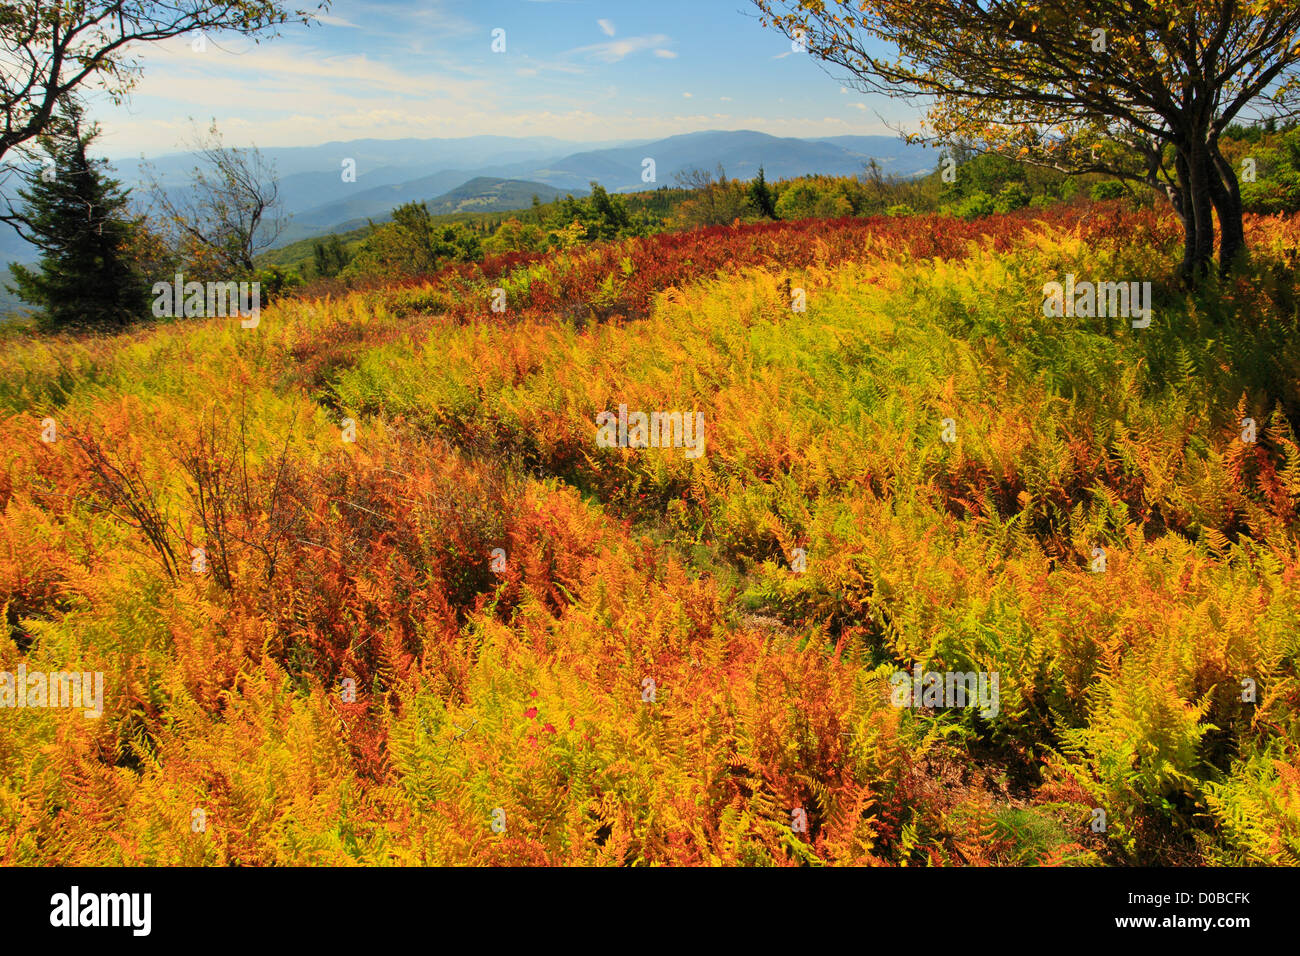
753;0;1300;279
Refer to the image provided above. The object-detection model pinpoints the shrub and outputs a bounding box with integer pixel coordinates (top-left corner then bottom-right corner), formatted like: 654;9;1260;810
1090;180;1128;201
255;265;303;302
994;183;1031;213
954;191;995;220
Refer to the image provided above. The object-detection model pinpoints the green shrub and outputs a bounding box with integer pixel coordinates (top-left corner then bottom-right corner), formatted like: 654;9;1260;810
255;265;303;302
1090;180;1127;201
954;191;995;220
994;183;1031;213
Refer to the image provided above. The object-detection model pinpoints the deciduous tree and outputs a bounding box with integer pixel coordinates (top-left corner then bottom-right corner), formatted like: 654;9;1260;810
145;121;285;278
0;2;324;166
753;0;1300;280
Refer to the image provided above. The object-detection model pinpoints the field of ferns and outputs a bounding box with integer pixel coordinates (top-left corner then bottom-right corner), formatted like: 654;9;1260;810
2;202;1299;866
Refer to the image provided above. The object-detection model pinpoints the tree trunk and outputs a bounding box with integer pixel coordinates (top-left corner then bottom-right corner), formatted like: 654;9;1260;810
1209;138;1247;274
1183;140;1217;285
1172;149;1200;283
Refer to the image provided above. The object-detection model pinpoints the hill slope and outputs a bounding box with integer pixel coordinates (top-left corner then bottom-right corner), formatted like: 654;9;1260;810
3;207;1297;866
421;177;567;215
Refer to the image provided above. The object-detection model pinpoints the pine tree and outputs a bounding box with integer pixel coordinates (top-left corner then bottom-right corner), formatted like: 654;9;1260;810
7;102;149;330
587;182;631;240
749;166;777;219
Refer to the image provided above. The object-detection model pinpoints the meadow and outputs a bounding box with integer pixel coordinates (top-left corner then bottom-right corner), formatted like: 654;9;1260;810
1;202;1298;865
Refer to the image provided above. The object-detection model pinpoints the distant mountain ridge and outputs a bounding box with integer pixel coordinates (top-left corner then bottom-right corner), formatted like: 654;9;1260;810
423;177;567;214
0;129;935;271
268;129;933;246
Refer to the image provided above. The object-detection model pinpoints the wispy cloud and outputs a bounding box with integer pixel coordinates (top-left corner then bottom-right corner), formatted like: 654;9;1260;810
84;0;923;154
570;34;672;63
315;14;360;28
328;0;478;45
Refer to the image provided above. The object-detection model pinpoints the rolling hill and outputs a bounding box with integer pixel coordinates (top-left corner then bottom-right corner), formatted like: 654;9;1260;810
1;129;936;304
275;130;933;242
4;206;1298;865
420;177;568;215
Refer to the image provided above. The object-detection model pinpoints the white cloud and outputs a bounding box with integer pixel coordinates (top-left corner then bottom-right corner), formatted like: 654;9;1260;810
598;19;616;37
315;14;360;28
570;34;671;63
78;9;914;156
332;0;478;44
87;36;493;153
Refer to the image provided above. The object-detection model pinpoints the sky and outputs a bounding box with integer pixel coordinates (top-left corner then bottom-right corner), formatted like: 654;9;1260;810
87;0;920;159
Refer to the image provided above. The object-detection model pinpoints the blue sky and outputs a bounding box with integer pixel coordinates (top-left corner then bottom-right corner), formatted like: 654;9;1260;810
89;0;918;158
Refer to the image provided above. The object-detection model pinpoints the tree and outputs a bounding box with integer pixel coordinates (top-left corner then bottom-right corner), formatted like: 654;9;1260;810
146;121;284;278
312;234;349;277
1228;123;1300;214
351;201;439;277
587;182;631;240
752;0;1300;280
674;165;751;227
0;2;323;191
6;100;148;329
748;165;777;218
341;203;481;280
483;217;545;255
862;158;888;214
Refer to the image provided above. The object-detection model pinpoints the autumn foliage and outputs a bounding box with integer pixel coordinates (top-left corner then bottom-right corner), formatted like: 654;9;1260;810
0;203;1298;865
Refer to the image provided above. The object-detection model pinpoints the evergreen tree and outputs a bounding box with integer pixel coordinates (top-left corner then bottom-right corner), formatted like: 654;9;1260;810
312;235;350;278
7;103;148;330
587;182;631;240
748;166;777;218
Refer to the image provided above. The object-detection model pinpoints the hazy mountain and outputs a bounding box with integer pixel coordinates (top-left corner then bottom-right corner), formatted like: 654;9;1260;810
513;129;932;193
422;177;568;215
277;130;932;244
294;177;573;242
1;129;934;291
813;135;942;172
0;229;30;270
112;135;604;184
114;135;601;247
275;169;489;244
